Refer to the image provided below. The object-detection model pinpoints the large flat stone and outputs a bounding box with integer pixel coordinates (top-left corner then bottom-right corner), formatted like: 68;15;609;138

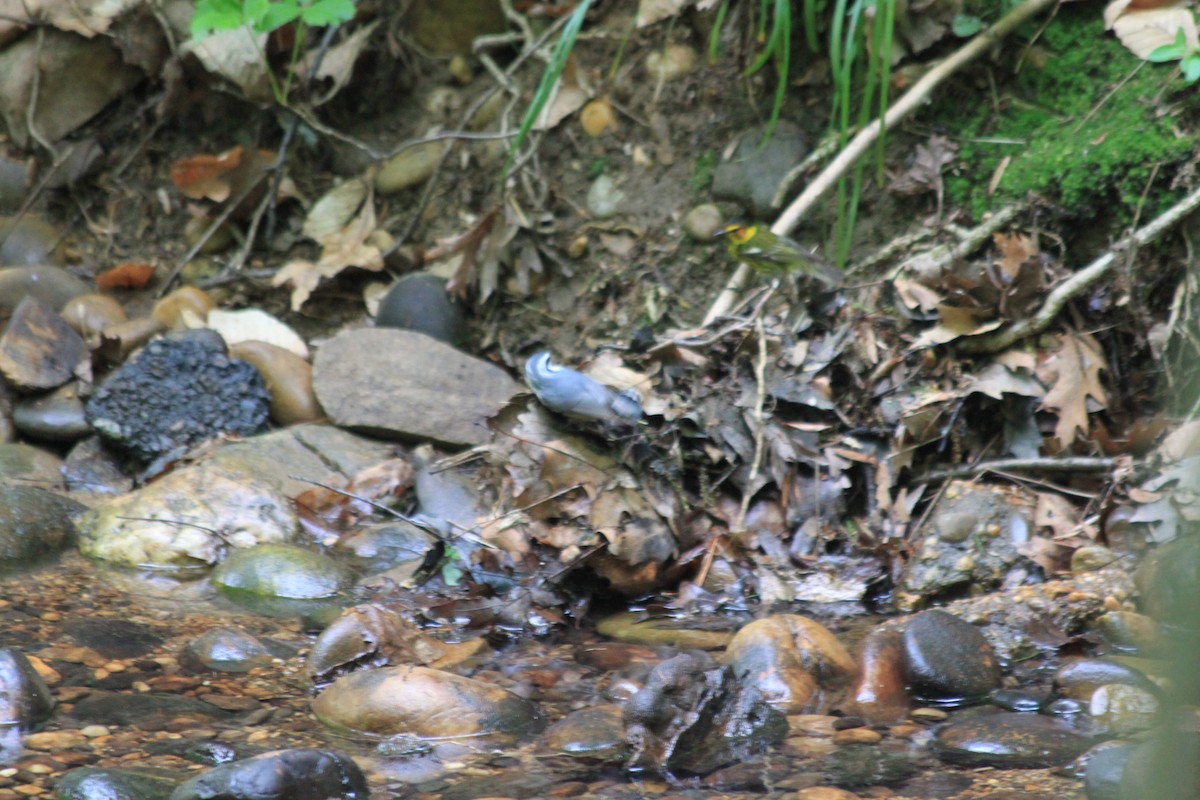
312;329;518;447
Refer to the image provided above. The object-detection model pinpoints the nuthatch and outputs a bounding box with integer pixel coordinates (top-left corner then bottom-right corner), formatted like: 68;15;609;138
524;351;642;423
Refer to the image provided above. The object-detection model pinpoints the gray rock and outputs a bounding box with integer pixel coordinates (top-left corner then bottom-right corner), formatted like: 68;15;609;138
712;121;808;217
0;442;64;489
0;485;81;566
211;543;353;600
13;382;90;443
0;215;64;266
0;265;90;315
313;329;518;446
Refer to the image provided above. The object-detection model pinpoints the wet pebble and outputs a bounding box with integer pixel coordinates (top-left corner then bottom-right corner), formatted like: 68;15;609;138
1082;741;1136;800
312;664;544;739
594;611;733;650
336;519;438;577
180;627;278;673
724;614;856;713
375;272;468;346
933;711;1090;768
988;688;1045;713
1095;610;1163;653
211;543;353;601
60;293;127;337
169;748;367;800
842;629;908;724
1088;683;1160;735
12;382;90;442
62;618;164;659
0;214;64;265
0;296;87;391
55;766;180;800
62;436;131;495
0;486;83;566
543;704;627;759
1072;544;1118;573
902;609;1001;704
822;743;916;787
0;265;90;314
1054;658;1164;702
228;340;323;426
0;647;55;726
69;691;232;728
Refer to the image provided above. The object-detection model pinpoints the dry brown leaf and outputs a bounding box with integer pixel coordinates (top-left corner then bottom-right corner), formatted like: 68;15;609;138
966;361;1045;400
1036;333;1108;446
893;277;944;313
170;146;275;203
272;189;384;310
888;135;958;197
1035;492;1080;538
1108;2;1199;59
993;232;1038;280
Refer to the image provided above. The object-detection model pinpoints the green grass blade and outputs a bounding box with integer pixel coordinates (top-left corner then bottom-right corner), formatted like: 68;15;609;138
504;0;591;179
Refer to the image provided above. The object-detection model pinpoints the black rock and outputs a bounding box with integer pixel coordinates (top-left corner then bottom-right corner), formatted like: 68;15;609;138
86;330;270;464
902;610;1001;704
168;748;369;800
375;273;468;346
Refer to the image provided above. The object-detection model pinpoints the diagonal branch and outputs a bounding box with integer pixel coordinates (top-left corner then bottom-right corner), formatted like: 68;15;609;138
703;0;1061;324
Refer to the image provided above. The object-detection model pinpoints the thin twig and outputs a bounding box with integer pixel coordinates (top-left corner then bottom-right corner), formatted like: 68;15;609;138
917;456;1117;484
735;314;769;532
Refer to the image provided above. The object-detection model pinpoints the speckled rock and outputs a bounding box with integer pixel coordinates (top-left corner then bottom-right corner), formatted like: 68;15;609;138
86;330;270;463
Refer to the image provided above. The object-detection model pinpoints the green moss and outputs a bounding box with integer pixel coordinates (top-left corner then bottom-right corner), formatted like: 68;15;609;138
934;7;1195;221
693;149;719;195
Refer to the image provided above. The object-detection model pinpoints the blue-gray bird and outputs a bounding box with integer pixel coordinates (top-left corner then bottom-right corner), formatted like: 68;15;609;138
524;351;642;423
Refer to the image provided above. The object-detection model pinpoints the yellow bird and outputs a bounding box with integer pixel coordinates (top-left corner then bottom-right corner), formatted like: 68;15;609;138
717;224;844;287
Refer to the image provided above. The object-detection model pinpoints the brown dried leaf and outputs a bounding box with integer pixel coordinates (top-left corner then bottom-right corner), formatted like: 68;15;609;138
1036;333;1108;446
272;188;384;310
888;135;958;196
1109;3;1199;58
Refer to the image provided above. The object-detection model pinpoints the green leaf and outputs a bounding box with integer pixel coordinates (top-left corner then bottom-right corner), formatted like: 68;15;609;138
1147;27;1189;62
243;0;271;26
258;0;302;33
1183;54;1200;82
951;14;983;37
190;0;245;39
302;0;357;27
1147;43;1186;62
